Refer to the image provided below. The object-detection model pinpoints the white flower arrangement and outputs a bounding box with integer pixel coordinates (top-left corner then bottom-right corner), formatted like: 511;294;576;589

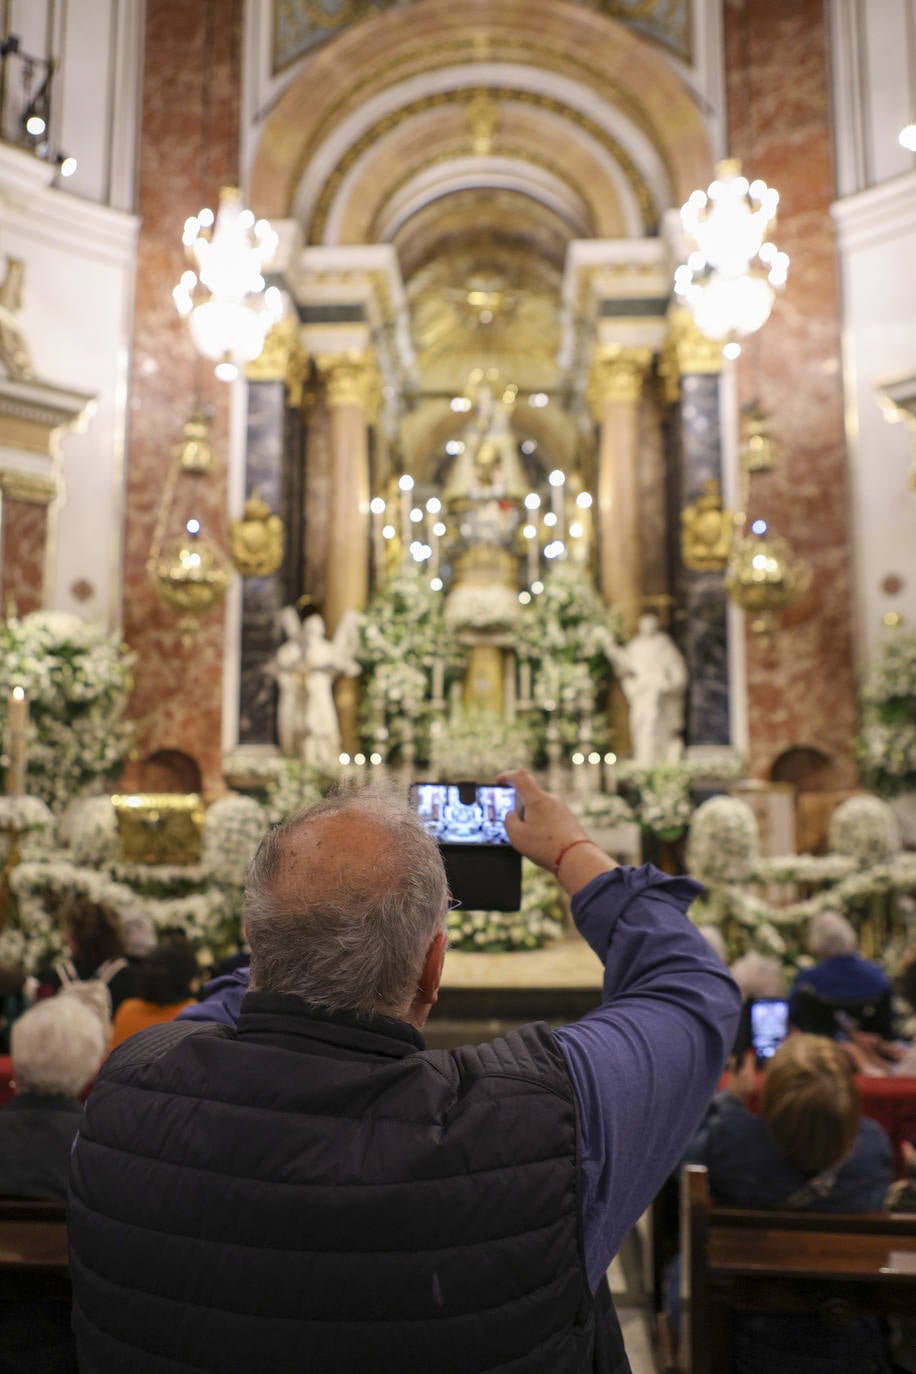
63;796;120;866
203;795;267;887
447;859;566;952
430;709;535;781
0;795;55;866
623;764;695;839
0;611;134;812
571;793;635;827
829;795;901;867
858;629;916;796
687;796;760;885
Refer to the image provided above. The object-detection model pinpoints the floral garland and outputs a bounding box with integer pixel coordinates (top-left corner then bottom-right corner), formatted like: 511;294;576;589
858;629;916;796
447;859;566;952
0;611;134;812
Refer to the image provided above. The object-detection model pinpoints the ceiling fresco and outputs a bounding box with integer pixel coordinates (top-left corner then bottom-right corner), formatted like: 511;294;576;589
272;0;691;72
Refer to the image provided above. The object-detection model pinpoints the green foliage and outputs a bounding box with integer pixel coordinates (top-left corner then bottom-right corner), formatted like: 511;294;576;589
858;630;916;797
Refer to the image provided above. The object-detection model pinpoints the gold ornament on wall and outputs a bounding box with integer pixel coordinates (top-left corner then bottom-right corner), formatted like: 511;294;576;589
229;489;285;577
680;478;735;571
147;409;235;642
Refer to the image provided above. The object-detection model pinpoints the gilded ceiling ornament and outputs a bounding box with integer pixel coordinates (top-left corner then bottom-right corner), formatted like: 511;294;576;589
680;479;735;572
229;490;286;578
307;85;655;242
467;90;498;154
285;32;676;220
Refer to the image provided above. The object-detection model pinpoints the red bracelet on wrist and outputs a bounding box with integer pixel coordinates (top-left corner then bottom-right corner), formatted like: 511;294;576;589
552;838;592;876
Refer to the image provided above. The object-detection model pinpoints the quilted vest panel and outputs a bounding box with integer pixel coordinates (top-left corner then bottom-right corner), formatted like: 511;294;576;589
69;1000;630;1374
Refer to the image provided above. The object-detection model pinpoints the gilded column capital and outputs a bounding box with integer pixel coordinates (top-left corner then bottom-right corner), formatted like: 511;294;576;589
316;353;379;415
661;307;724;398
586;346;652;417
0;468;57;504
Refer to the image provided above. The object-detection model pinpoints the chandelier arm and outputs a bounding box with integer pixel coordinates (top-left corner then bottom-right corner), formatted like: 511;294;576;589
147;450;182;570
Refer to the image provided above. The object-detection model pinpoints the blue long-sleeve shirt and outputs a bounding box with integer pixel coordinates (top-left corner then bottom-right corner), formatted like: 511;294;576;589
554;864;741;1288
180;863;741;1292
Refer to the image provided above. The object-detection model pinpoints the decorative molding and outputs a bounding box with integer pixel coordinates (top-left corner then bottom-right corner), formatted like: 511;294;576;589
307;85;656;243
0;468;57;504
831;169;916;254
0;376;96;457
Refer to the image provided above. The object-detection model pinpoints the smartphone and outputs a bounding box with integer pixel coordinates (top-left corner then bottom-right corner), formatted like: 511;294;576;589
409;783;516;846
408;782;521;911
749;998;789;1066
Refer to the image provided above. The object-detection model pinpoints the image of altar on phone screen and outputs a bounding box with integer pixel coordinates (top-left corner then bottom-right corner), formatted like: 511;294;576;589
410;784;515;845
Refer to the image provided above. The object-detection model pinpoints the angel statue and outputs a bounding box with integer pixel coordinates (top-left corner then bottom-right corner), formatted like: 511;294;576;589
272;606;362;771
604;613;688;767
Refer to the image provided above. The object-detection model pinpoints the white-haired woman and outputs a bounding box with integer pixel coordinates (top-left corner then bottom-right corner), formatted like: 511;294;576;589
0;997;107;1198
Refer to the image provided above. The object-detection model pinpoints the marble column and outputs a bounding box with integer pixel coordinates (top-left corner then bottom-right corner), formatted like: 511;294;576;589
663;314;730;746
237;381;286;745
588;347;652;631
317;354;377;749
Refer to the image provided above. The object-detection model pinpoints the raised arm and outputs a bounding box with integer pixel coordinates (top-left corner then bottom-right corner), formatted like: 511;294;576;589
500;769;741;1291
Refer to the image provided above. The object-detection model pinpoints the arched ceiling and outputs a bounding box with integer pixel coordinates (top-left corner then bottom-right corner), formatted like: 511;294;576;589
251;0;712;473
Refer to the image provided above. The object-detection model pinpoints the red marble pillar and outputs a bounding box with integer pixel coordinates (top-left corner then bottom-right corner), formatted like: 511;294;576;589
121;0;242;799
725;0;858;785
2;497;48;616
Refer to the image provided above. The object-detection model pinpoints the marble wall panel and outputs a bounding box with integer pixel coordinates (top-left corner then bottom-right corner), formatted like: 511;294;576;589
239;382;285;745
2;498;47;616
121;0;242;799
679;374;730;745
726;0;857;785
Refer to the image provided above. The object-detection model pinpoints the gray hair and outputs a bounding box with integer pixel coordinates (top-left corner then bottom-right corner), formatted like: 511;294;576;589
11;998;108;1098
730;952;786;1000
809;910;858;961
120;910;156;958
244;788;449;1017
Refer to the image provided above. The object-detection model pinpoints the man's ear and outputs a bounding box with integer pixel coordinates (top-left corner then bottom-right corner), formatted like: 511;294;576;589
419;929;448;1005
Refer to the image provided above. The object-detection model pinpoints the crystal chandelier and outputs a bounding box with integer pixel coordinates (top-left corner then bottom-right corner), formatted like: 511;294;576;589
674;159;789;358
172;187;282;382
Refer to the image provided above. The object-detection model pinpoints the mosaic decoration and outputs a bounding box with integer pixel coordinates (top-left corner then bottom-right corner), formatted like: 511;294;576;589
272;0;691;72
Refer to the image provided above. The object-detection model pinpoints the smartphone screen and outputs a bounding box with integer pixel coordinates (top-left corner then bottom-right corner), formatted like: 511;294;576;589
410;784;516;845
750;998;789;1065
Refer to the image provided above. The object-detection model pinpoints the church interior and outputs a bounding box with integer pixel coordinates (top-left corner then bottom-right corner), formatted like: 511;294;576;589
0;0;915;1367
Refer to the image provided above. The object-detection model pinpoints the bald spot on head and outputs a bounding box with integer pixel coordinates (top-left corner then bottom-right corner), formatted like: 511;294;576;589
269;808;406;916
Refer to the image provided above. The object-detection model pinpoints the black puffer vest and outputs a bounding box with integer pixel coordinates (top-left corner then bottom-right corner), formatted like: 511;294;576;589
69;994;631;1374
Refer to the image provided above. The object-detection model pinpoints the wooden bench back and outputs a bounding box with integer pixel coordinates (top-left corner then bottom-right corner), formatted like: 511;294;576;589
0;1198;68;1274
680;1163;916;1374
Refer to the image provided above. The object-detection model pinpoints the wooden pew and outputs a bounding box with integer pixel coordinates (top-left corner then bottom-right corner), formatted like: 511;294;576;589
680;1163;916;1374
0;1199;73;1371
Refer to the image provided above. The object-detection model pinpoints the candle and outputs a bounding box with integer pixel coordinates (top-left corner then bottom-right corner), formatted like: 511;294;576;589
370;496;386;583
398;474;414;553
549;469;566;541
503;654;516;722
432;658;445;706
6;687;27;795
603;751;618;794
519;657;532;708
525;523;539;586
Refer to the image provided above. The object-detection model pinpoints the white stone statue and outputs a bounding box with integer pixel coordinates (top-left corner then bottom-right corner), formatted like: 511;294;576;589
272;607;362;771
605;613;687;767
